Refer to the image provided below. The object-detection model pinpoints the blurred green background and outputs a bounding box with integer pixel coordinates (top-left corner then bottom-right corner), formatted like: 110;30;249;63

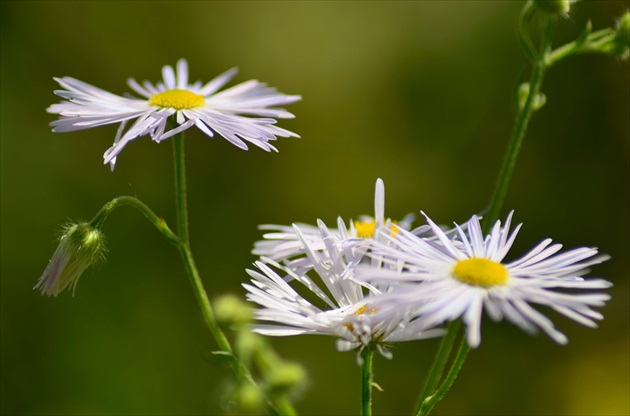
1;1;628;415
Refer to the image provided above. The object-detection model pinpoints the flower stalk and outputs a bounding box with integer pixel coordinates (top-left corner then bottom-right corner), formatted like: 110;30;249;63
171;134;296;415
414;12;557;416
413;320;461;414
361;348;374;416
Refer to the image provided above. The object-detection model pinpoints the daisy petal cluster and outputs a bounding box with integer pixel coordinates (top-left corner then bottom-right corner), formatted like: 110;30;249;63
244;222;444;361
252;178;416;276
357;211;612;348
48;59;301;170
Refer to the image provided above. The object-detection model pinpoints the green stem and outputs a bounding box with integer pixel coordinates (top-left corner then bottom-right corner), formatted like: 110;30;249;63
171;133;231;352
178;244;233;353
361;348;374;416
413;320;461;414
546;28;615;66
171;134;292;415
89;196;178;245
417;338;470;416
274;396;298;416
173;134;189;246
414;14;557;416
485;17;556;232
518;1;538;62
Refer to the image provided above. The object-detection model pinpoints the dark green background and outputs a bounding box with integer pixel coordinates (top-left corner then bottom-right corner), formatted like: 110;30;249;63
1;1;628;415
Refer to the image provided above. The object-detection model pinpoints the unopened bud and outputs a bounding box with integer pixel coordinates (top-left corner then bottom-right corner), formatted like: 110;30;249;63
236;383;265;411
214;294;253;325
265;361;307;392
236;330;265;359
533;0;572;17
518;83;546;112
35;223;106;296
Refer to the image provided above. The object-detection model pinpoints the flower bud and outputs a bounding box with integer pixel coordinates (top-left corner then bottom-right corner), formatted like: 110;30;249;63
214;294;253;326
533;0;572;17
265;361;307;393
518;83;546;112
35;223;106;296
236;383;265;411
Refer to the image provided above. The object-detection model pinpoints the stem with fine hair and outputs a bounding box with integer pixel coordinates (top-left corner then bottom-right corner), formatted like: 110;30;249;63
412;320;461;414
361;348;374;416
414;14;556;416
172;133;231;351
173;133;189;246
484;17;556;230
417;337;470;416
89;195;178;245
171;134;295;415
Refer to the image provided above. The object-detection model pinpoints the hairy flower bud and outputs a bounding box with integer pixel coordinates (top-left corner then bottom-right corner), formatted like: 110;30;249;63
35;223;106;296
265;361;307;392
533;0;572;17
215;294;253;326
518;83;546;112
236;383;265;411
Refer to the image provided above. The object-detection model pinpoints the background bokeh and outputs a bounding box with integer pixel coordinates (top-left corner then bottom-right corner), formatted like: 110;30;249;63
1;1;628;415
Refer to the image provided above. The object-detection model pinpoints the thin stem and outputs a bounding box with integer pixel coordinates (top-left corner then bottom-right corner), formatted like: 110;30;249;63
518;1;538;62
89;196;178;245
171;134;291;415
417;338;470;416
274;396;298;416
414;14;557;416
171;132;231;350
361;348;374;416
485;17;556;232
546;28;615;67
178;244;233;353
413;320;461;414
173;133;189;246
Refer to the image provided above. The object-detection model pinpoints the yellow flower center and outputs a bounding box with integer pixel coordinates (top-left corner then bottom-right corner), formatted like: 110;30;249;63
345;305;377;332
354;219;399;239
354;305;377;315
451;258;508;287
149;89;205;110
355;220;376;238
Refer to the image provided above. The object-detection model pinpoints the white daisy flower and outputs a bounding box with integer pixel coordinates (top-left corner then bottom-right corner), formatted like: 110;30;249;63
47;59;301;169
243;222;444;362
252;178;416;275
356;211;612;348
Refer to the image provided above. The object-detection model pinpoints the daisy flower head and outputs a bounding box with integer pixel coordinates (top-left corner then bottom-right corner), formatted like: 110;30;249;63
244;222;444;363
252;178;416;275
357;211;612;348
48;59;301;170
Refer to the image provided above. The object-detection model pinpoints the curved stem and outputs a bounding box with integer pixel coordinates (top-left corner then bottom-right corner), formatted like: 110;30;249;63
171;134;293;415
361;348;374;416
546;27;615;67
417;338;470;416
485;17;556;232
414;14;557;416
178;244;233;353
89;196;178;245
413;320;461;414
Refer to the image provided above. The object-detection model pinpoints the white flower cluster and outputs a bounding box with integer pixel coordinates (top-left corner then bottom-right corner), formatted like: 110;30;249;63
245;179;611;358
